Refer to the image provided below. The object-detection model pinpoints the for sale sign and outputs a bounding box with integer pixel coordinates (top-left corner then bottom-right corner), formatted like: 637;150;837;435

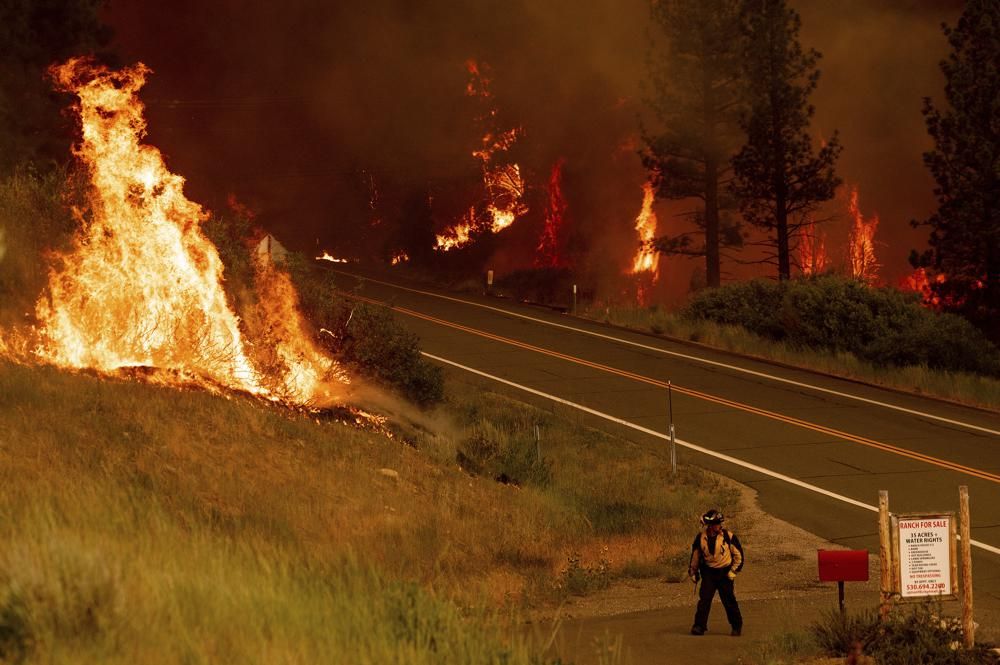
893;512;957;600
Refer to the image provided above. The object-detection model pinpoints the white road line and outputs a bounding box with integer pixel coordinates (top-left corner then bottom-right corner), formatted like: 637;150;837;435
336;269;1000;438
424;351;1000;557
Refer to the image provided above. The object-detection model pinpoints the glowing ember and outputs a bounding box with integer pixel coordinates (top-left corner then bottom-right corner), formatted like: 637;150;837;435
535;159;568;267
847;187;880;285
390;251;409;265
797;217;828;276
317;252;349;263
21;59;347;404
631;181;660;277
435;60;527;251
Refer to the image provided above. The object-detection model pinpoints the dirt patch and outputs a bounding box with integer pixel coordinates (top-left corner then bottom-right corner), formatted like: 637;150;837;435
542;475;880;620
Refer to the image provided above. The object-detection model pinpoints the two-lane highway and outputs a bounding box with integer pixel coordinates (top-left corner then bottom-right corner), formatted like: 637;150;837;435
326;265;1000;623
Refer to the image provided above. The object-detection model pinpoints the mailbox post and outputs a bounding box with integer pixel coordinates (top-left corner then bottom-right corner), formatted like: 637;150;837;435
818;549;870;615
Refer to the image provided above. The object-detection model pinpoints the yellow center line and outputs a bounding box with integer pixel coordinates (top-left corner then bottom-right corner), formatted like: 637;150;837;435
348;293;1000;485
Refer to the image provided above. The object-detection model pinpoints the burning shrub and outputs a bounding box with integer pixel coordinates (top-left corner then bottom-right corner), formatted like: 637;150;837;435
685;276;1000;377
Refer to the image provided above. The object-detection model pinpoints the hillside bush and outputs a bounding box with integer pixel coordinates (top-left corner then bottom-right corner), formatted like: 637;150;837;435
286;259;444;407
0;168;79;327
811;605;999;665
685;276;1000;376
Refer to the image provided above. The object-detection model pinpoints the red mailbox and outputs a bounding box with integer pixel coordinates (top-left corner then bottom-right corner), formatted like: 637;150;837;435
817;549;869;582
818;549;869;615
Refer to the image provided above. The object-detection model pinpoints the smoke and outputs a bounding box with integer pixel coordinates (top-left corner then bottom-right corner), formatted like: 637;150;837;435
105;0;961;288
0;227;6;264
798;0;961;282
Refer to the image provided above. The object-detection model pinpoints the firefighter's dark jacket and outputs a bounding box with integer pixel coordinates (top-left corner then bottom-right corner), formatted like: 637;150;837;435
689;528;744;573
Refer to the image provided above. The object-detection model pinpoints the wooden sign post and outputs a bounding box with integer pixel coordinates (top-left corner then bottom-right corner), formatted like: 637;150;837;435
878;487;975;647
959;485;974;648
878;490;893;620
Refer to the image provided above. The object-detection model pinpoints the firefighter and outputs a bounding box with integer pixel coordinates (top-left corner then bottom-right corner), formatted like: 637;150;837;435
688;509;744;636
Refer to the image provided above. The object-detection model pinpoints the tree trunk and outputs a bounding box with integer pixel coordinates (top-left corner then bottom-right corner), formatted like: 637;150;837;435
776;186;790;280
705;158;721;287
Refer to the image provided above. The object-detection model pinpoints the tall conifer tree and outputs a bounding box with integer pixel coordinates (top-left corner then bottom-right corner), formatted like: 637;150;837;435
642;0;744;288
911;0;1000;337
730;0;841;281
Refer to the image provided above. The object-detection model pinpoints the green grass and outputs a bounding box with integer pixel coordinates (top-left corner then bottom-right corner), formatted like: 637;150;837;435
581;304;1000;411
0;358;732;663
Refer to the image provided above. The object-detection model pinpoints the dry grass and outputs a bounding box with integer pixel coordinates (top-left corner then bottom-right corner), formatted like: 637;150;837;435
0;360;730;663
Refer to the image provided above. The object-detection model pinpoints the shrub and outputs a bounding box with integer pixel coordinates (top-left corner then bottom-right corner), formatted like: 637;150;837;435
556;551;611;597
457;428;552;488
0;168;79;327
684;276;1000;376
333;301;445;407
811;604;1000;665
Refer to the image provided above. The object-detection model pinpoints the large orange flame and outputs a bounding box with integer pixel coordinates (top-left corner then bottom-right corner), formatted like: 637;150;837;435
847;187;880;285
631;181;660;277
21;59;346;404
630;181;660;306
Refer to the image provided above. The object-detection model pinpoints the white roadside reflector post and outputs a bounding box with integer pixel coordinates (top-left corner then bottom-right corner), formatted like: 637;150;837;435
668;381;676;476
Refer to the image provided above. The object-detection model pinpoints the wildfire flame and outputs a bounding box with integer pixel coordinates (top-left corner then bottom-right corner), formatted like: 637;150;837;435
435;60;527;251
18;58;347;404
797;217;828;276
535;159;568;268
630;181;660;305
435;209;474;252
847;187;880;285
317;252;349;263
631;181;660;276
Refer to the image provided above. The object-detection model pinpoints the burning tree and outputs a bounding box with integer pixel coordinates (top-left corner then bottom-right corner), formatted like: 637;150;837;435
534;159;568;268
911;0;1000;337
730;0;842;281
847;187;880;285
796;216;827;277
435;60;527;252
642;0;744;288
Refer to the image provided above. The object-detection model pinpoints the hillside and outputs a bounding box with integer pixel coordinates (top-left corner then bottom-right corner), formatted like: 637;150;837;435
0;359;734;663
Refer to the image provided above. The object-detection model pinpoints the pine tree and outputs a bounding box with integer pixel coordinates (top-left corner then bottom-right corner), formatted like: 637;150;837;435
642;0;744;288
911;0;1000;337
729;0;841;281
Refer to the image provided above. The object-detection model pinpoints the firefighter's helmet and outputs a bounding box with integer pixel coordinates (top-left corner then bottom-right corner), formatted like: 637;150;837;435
701;509;725;526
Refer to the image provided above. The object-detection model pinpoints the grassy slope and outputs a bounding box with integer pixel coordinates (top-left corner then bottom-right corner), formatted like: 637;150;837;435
583;304;1000;411
0;360;734;663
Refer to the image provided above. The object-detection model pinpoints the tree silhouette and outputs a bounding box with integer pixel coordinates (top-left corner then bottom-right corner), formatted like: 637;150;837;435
911;0;1000;337
730;0;841;281
0;0;112;174
642;0;744;288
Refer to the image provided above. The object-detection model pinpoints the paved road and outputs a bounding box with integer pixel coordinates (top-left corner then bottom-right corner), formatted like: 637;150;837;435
323;265;1000;656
